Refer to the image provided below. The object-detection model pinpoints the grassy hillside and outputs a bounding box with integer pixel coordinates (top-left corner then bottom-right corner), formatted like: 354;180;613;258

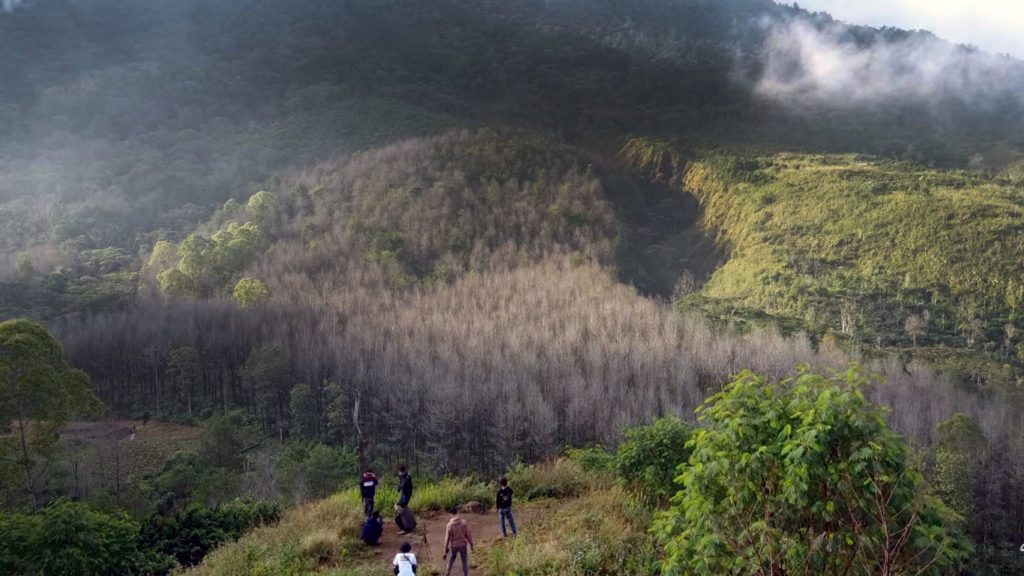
613;146;1024;388
687;153;1024;341
180;458;654;576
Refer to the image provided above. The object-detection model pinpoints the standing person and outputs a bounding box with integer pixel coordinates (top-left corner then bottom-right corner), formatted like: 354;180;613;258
392;541;417;575
443;506;474;576
397;465;413;508
496;477;517;537
361;468;379;517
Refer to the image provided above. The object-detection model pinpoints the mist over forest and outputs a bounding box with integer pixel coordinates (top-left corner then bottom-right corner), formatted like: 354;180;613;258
3;1;1024;575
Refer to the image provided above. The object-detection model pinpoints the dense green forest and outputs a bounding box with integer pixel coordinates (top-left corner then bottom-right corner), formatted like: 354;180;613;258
3;0;1024;574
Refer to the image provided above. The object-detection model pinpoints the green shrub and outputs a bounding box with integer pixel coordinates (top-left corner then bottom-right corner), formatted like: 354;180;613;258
506;458;589;500
0;512;39;576
615;417;692;507
564;445;616;473
656;366;972;576
279;443;358;502
141;499;281;568
0;500;174;576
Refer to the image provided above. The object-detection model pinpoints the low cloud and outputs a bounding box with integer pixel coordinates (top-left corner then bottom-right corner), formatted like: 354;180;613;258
2;0;24;12
755;19;1024;107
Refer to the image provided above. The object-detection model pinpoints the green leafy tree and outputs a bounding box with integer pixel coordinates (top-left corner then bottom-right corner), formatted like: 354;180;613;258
150;452;202;507
199;416;245;472
279;442;356;502
932;414;988;518
176;233;216;294
322;380;352;445
157;267;193;298
245;190;278;230
241;345;291;441
166;347;200;417
289;383;319;440
615;417;692;507
0;320;101;511
146;240;178;274
154;223;264;298
14;253;35;281
232;277;269;308
194;466;242;507
656;366;971;576
211;222;262;275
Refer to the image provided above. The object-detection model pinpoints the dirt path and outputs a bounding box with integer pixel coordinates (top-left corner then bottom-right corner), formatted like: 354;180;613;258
362;506;544;575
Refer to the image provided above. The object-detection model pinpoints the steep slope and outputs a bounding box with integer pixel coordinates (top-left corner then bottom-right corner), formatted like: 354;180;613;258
612;139;1024;397
684;152;1024;349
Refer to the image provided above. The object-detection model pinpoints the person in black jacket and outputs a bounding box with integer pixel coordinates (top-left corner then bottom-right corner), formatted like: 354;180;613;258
397;465;413;508
361;468;379;517
496;477;517;537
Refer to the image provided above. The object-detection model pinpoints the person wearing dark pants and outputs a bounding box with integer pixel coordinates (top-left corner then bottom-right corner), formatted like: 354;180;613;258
397;465;413;508
496;477;517;537
361;468;379;517
443;506;474;576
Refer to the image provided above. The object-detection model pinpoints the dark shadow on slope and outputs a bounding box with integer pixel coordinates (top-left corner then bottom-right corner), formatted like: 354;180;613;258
595;168;723;299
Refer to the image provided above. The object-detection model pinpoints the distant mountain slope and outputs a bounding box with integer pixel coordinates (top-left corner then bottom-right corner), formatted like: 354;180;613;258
3;0;1022;270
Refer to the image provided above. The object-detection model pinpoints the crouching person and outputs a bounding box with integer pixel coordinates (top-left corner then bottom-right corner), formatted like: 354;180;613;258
394;503;417;536
393;541;417;575
360;510;384;545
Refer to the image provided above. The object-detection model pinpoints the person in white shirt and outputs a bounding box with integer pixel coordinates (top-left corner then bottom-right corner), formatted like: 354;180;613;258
392;541;418;575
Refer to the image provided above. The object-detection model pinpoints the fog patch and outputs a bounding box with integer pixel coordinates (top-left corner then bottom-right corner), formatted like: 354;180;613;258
756;19;1024;107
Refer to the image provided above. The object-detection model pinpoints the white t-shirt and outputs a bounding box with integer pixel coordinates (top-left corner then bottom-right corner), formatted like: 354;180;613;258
392;552;417;576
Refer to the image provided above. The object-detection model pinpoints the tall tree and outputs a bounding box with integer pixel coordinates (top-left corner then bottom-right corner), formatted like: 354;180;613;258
932;414;988;518
0;320;101;511
241;345;291;442
289;383;319;440
166;347;200;417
